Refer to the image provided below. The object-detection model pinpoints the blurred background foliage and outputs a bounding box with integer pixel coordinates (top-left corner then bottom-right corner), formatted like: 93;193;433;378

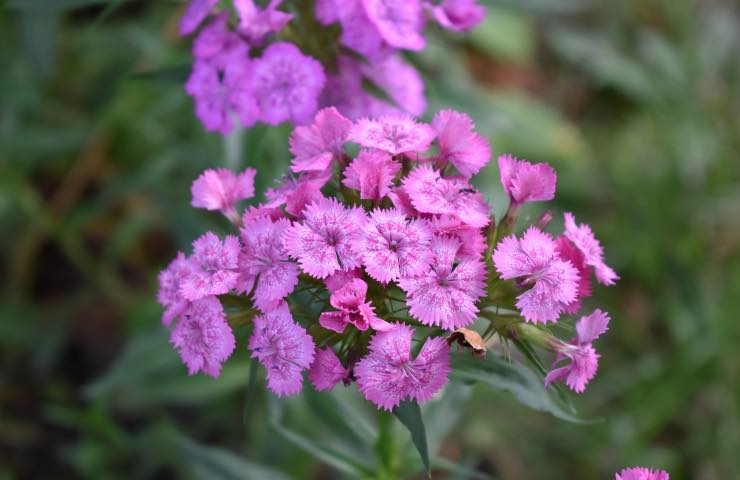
1;0;739;478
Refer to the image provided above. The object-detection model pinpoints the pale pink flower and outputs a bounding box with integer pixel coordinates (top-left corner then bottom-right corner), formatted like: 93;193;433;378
429;215;486;258
309;348;350;391
563;212;618;285
237;216;298;312
387;185;419;217
492;227;579;323
179;0;218;35
264;170;331;218
362;55;426;117
399;235;486;330
363;0;425;51
190;168;256;215
342;150;401;201
349;115;436;155
426;0;485;32
319;278;392;333
355;323;451;410
545;309;609;393
555;236;592;314
290;107;352;173
242;204;284;223
353;208;431;283
157;252;198;326
234;0;293;45
170;296;235;377
180;232;240;301
249;303;315;396
403;165;491;228
615;468;669;480
498;154;557;205
432;110;490;179
282;198;365;278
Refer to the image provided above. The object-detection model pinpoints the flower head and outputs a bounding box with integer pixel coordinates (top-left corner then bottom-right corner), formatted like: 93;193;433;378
179;0;218;36
432;110;490;179
363;0;425;51
492;227;579;323
429;215;486;258
283;198;365;278
249;303;315;396
498;154;557;205
319;278;392;333
170;296;235;377
265;170;331;218
426;0;485;32
362;55;426;117
342;150;401;201
309;348;350;391
544;309;610;393
251;42;326;125
290;107;352;173
181;232;240;301
400;235;486;330
615;468;669;480
191;168;256;215
234;0;293;45
349;115;436;155
157;252;198;326
353;208;431;283
355;323;451;410
563;212;618;285
403;165;491;228
555;235;592;314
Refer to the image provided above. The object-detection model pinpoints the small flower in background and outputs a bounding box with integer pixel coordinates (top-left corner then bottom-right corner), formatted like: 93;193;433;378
615;467;670;480
190;167;256;219
432;109;491;179
498;154;557;206
563;212;619;285
178;0;218;36
234;0;292;46
309;348;350;392
425;0;486;32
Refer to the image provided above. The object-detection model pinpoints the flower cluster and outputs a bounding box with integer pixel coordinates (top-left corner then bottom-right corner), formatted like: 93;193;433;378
158;107;619;411
615;467;670;480
177;0;485;134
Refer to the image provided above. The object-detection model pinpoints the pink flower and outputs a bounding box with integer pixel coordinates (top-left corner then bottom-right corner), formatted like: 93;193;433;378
355;323;451;410
179;0;218;35
191;168;256;215
334;0;390;60
363;0;425;51
353;208;431;283
251;42;326;125
361;55;426;117
237;216;298;312
399;235;486;330
545;309;610;393
615;468;669;480
349;115;436;155
290;107;352;173
265;170;331;218
388;185;419;217
403;165;491;228
309;348;350;391
324;269;362;293
492;227;579;323
192;14;248;68
432;110;490;179
429;215;486;258
248;303;315;396
498;154;557;205
234;0;293;45
342;150;401;201
426;0;485;32
555;236;592;314
157;252;198;326
181;232;240;301
170;296;235;377
563;212;618;285
282;198;365;278
319;279;392;333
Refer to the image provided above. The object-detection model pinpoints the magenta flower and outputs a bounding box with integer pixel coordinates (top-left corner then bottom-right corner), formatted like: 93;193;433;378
333;0;390;60
388;185;419;217
403;165;491;228
555;235;592;314
324;268;362;293
237;216;298;312
349;115;436;155
265;170;331;219
426;0;485;32
191;168;256;217
181;232;240;301
429;215;486;258
399;235;486;330
432;110;491;179
498;154;557;205
234;0;292;45
492;227;579;323
615;468;670;480
563;212;619;285
290;107;352;173
170;296;235;377
355;324;451;410
251;42;326;125
353;208;431;283
179;0;218;36
248;303;315;396
363;0;425;51
545;309;610;393
362;54;426;117
157;252;198;326
283;198;365;278
319;278;392;333
309;348;350;392
342;150;401;201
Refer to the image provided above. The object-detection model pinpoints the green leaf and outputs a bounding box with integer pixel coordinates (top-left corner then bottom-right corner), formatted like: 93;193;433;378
450;352;588;423
393;400;430;476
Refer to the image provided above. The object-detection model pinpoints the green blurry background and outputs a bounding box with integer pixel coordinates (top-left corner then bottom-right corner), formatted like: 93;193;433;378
2;0;739;478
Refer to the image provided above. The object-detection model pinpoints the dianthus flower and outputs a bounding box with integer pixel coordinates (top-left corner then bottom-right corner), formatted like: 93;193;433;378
492;227;579;323
429;215;487;258
342;150;401;201
355;323;451;410
349;115;436;155
237;216;298;312
432;110;491;179
234;0;293;45
170;296;235;377
615;467;670;480
363;0;426;51
563;212;619;285
181;232;240;301
157;252;197;326
190;167;256;219
545;309;609;393
425;0;485;32
290;107;352;173
192;14;249;68
498;154;557;205
309;348;350;392
400;235;486;330
264;170;331;219
283;198;365;278
248;303;315;396
361;54;426;117
555;235;592;314
319;278;392;333
179;0;218;35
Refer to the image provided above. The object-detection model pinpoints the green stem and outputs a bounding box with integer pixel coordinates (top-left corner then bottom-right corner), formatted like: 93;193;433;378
224;124;244;170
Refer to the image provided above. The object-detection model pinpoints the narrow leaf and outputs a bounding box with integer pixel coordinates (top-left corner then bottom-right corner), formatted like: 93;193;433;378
393;400;430;476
